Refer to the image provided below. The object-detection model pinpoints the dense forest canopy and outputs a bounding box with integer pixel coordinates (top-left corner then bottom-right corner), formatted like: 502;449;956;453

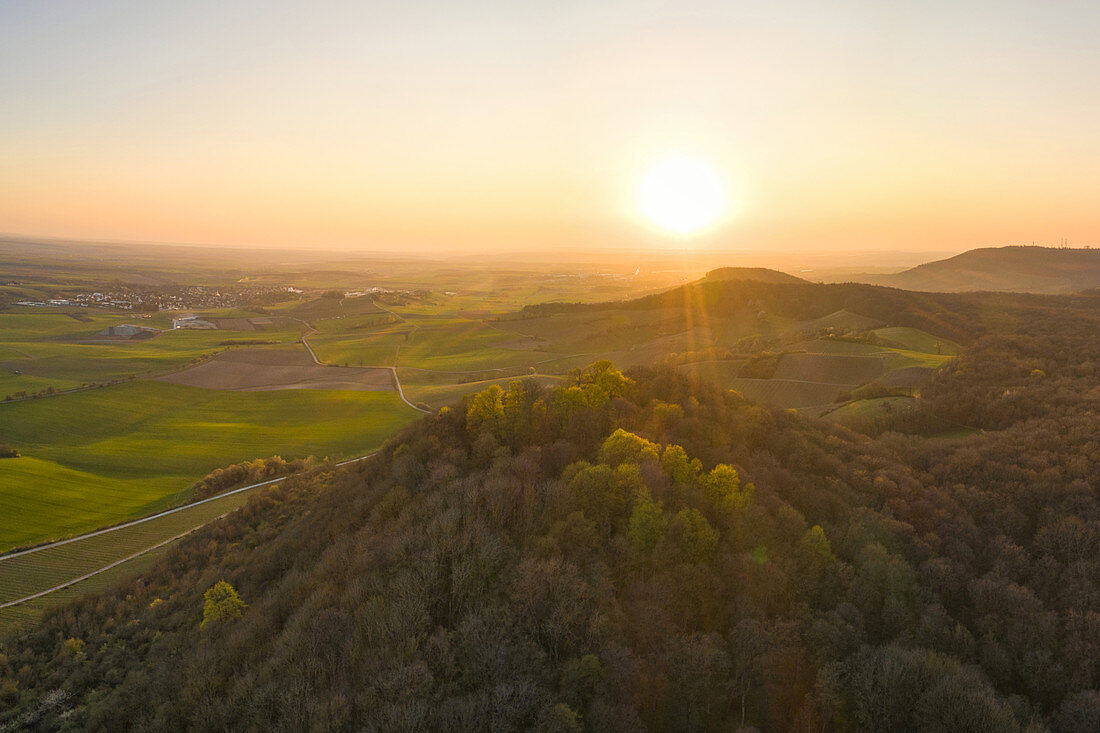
3;288;1100;732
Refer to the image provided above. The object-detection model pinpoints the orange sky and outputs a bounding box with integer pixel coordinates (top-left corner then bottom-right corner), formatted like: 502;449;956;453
2;1;1099;253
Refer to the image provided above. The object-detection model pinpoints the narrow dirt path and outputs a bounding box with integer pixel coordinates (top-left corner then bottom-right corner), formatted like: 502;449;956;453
366;302;430;412
294;312;428;413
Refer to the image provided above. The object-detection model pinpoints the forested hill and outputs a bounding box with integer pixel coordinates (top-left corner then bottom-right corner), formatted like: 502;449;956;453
854;246;1100;294
3;293;1100;731
702;267;808;285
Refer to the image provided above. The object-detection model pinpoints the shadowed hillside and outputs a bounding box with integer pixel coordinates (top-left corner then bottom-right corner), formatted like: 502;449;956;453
848;246;1100;294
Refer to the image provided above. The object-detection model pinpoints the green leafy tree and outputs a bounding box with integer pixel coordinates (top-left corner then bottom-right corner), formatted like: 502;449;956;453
660;444;701;485
201;581;248;631
565;360;632;407
564;461;640;534
62;637;85;658
466;384;505;434
628;489;667;553
598;428;659;467
667;508;720;563
700;464;753;512
799;525;836;569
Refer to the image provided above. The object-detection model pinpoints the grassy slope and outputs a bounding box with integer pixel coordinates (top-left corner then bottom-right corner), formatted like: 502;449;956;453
0;380;418;550
872;326;960;355
825;395;918;422
0;477;269;607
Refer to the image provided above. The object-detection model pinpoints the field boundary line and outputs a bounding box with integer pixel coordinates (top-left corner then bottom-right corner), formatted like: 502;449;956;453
0;454;374;562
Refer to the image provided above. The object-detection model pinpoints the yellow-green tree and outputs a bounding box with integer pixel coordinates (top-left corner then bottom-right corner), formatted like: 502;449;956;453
598;428;659;467
661;444;701;485
466;384;505;434
201;581;248;631
700;464;753;512
799;525;836;569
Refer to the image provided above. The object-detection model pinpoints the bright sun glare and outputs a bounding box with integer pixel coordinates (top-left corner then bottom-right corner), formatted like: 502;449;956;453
638;157;725;234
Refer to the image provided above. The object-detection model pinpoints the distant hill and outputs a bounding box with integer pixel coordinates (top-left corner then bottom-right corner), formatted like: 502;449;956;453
852;246;1100;294
702;267;807;284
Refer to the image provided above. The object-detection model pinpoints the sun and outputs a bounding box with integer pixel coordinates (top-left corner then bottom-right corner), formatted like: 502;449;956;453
638;156;726;234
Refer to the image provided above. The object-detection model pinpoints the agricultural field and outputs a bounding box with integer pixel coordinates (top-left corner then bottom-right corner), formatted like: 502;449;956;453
0;380;417;551
0;460;325;633
0;305;305;397
670;322;956;412
729;378;848;409
0;543;169;634
307;318;413;368
0;475;269;608
158;344;395;391
772;352;885;384
354;303;958;417
790;308;884;334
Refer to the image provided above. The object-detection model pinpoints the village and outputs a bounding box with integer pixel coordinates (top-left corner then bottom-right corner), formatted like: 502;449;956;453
11;283;295;312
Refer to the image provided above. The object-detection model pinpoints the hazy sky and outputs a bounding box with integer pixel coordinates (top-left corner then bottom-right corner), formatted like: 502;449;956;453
2;1;1099;253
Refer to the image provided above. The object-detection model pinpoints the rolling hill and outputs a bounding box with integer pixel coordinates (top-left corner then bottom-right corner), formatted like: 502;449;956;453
847;246;1100;294
702;266;808;284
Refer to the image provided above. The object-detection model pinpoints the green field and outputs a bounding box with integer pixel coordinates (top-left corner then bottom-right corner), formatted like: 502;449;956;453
0;306;305;396
0;470;286;610
873;327;960;355
674;324;953;411
773;352;884;384
0;380;417;550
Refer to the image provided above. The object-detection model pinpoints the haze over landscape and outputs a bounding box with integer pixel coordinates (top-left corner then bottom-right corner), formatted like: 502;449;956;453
4;0;1100;254
3;3;1100;732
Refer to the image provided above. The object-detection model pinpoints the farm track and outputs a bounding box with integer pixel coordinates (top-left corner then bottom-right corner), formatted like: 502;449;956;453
294;313;429;412
1;310;433;614
0;454;375;610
